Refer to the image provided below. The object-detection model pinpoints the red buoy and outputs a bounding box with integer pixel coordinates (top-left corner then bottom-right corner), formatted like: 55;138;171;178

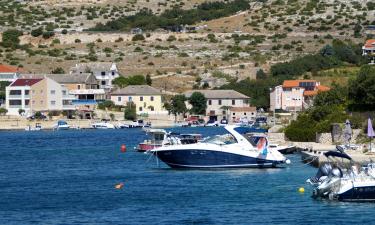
121;144;126;152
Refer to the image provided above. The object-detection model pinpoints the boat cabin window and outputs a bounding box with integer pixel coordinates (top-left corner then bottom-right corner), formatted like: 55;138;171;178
203;134;237;145
244;134;265;147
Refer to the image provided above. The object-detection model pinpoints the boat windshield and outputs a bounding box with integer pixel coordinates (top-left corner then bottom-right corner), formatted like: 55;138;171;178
203;134;237;145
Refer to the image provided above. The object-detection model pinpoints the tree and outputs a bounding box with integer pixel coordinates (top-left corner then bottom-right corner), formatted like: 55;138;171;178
113;75;146;88
31;27;43;37
348;65;375;110
146;74;152;85
256;69;267;80
109;113;115;121
1;29;22;49
188;92;207;115
314;83;347;107
320;44;335;57
0;108;8;116
51;67;65;74
18;109;25;116
124;102;136;120
170;94;187;121
132;34;145;41
98;100;115;110
202;82;209;89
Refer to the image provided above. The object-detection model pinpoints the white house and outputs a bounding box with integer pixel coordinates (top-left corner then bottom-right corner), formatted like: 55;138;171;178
184;90;251;121
362;39;375;56
70;62;119;90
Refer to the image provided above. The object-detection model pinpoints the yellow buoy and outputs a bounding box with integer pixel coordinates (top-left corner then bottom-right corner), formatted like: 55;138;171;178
115;183;124;189
298;187;305;193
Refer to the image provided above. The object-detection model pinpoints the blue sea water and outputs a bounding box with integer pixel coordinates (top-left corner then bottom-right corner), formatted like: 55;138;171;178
0;127;375;225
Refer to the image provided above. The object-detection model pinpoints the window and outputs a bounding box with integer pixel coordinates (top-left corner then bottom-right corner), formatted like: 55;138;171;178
150;106;155;111
40;90;43;93
222;111;226;115
232;99;235;105
233;113;235;115
62;90;67;95
244;113;247;115
40;100;44;104
150;96;154;101
112;71;115;76
101;81;106;85
140;96;143;101
101;72;106;76
32;90;35;94
50;90;56;95
25;90;30;95
9;100;21;105
208;100;212;105
139;107;143;111
118;96;121;102
25;100;29;106
51;101;56;105
218;99;222;105
32;100;35;104
78;85;81;90
128;96;133;102
9;90;21;95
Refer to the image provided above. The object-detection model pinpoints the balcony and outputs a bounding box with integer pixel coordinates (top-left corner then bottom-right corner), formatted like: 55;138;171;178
62;94;76;100
8;105;21;108
8;95;23;99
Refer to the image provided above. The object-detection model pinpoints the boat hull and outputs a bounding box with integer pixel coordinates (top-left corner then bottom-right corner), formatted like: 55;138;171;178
153;149;284;168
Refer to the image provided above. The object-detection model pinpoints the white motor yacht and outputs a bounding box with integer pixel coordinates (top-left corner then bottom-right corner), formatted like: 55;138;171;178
150;125;289;168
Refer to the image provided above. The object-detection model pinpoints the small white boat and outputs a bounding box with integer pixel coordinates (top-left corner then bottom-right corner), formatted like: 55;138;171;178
307;151;375;201
25;123;42;131
91;122;115;129
53;120;70;130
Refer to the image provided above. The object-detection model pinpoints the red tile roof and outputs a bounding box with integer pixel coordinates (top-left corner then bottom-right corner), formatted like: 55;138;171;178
364;39;375;48
317;85;330;91
282;80;317;88
11;79;43;87
0;64;23;73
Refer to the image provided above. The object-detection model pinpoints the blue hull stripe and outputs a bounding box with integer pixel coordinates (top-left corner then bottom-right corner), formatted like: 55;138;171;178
155;149;283;168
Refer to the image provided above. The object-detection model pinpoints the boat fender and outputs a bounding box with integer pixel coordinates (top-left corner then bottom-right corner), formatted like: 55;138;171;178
121;144;126;152
298;187;305;193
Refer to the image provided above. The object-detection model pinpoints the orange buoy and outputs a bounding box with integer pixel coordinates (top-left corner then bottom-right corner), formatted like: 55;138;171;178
115;183;124;189
121;144;126;152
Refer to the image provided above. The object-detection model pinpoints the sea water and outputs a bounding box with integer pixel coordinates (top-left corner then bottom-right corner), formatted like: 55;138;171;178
0;127;374;225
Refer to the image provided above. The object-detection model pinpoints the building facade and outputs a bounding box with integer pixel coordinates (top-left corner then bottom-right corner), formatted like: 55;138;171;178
70;62;119;90
184;90;251;121
5;78;75;116
111;85;165;114
270;80;330;112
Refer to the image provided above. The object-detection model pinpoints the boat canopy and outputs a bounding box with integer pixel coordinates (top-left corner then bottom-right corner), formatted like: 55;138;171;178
57;120;68;125
323;151;352;160
234;126;268;134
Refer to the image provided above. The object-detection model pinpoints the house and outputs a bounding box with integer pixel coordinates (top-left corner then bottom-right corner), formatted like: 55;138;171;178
70;62;119;90
362;39;375;56
0;64;22;82
111;85;165;114
270;80;330;112
184;90;251;121
5;78;75;116
20;73;105;117
229;106;257;122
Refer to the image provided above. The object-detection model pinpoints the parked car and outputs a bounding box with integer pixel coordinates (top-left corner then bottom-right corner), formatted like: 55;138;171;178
206;120;218;127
